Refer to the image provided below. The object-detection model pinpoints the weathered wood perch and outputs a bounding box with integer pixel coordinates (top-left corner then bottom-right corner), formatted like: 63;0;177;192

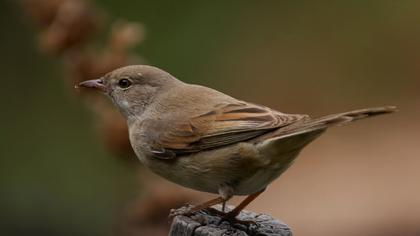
169;205;292;236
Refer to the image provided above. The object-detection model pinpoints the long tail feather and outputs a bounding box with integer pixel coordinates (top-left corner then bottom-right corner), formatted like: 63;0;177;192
256;106;396;157
258;106;397;142
305;106;397;128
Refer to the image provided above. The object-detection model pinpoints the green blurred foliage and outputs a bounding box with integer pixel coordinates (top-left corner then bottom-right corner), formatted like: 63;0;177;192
1;0;418;235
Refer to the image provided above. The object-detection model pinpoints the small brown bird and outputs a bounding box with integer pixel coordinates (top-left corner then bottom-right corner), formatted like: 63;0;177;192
78;65;395;221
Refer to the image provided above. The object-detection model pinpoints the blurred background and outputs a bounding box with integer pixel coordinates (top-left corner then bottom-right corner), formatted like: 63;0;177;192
1;0;419;235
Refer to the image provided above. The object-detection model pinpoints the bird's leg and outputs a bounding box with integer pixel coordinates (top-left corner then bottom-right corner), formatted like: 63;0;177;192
224;188;265;220
170;184;238;219
170;196;226;217
190;196;226;213
219;184;234;213
191;184;234;214
205;189;266;226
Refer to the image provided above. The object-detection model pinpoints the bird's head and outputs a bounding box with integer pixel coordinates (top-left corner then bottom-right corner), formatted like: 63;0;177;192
78;65;180;118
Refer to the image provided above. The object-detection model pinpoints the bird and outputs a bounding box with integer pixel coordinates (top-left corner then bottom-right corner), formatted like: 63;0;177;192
77;65;396;221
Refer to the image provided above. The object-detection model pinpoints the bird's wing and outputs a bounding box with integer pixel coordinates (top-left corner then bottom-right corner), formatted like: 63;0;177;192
149;101;307;158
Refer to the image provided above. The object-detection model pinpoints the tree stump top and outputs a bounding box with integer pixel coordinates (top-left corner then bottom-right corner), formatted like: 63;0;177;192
169;205;292;236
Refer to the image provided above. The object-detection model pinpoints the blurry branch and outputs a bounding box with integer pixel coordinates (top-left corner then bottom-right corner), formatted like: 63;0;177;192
21;0;144;156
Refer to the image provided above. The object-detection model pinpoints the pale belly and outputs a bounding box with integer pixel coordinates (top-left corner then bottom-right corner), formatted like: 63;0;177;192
132;141;300;196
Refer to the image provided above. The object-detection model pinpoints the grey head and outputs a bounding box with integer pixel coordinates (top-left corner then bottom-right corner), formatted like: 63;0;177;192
78;65;182;119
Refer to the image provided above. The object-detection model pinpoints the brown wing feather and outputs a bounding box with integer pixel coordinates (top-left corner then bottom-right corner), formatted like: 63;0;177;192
153;101;306;156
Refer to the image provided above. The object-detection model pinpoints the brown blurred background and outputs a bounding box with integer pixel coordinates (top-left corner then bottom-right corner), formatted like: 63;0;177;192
1;0;419;236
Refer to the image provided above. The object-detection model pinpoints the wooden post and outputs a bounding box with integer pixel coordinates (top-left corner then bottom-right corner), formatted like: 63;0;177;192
169;205;292;236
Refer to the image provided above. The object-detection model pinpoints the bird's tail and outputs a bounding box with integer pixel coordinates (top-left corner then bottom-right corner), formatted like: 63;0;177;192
256;106;396;157
295;106;397;131
301;106;396;129
268;106;397;140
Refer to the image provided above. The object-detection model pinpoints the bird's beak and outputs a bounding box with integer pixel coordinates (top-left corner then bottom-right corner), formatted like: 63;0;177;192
77;79;107;92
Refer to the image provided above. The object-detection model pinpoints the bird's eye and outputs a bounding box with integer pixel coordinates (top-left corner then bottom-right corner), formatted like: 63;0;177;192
118;78;132;88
